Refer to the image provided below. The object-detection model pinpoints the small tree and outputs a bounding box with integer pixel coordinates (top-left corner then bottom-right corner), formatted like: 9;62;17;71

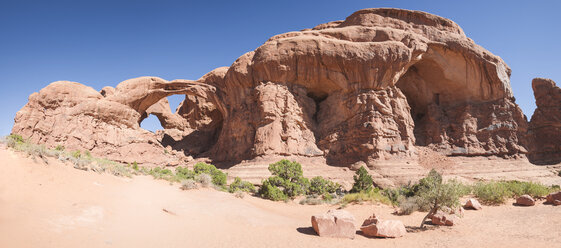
351;166;374;193
417;169;462;228
258;160;310;200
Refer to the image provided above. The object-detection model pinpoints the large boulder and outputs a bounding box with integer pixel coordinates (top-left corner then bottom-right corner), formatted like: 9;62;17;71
360;214;406;238
528;78;561;164
311;210;356;239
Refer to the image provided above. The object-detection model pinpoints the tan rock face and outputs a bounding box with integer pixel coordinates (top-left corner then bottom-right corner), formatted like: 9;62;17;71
311;210;356;239
528;78;561;165
12;8;530;167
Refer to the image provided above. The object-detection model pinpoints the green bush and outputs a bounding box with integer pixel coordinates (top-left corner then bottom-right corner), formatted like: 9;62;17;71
473;180;554;205
71;150;81;159
308;176;340;196
258;179;288;201
258;160;311;201
229;177;256;193
340;188;391;206
193;162;227;186
8;134;25;144
55;145;65;151
351;166;373;193
174;166;195;181
181;179;198;190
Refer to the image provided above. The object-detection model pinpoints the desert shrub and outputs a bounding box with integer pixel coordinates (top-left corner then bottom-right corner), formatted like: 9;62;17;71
416;169;464;228
351;166;374;193
180;179;198;190
132;161;139;171
308;176;340;196
234;191;245;198
228;177;256;193
84;150;92;159
258;160;311;201
299;195;324;205
148;167;175;180
339;188;391;206
193;162;227;187
196;173;213;187
8;134;25;144
108;164;131;177
174;166;195;181
258;179;288;201
383;184;416;205
473;180;554;204
55;145;65;151
71;150;81;159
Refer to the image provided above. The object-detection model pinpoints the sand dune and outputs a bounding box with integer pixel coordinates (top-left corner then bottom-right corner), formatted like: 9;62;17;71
1;146;560;248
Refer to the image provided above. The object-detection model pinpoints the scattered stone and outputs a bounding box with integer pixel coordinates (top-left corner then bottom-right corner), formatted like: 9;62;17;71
554;200;561;206
516;195;535;206
311;210;356;239
464;198;483;210
360;214;406;238
545;191;561;204
431;211;457;226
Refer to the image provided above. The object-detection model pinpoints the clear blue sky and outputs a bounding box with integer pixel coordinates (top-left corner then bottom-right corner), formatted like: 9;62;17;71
1;0;559;134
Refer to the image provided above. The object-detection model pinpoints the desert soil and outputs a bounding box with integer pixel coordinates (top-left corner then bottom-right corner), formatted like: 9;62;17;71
1;146;560;248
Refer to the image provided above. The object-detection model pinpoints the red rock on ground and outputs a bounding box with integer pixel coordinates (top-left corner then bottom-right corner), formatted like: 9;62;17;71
431;211;457;226
546;192;561;205
311;210;356;239
360;214;406;238
464;198;483;210
516;195;535;206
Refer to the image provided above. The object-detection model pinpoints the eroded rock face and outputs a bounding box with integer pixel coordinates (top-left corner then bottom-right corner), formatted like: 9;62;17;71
12;77;221;165
12;8;530;167
528;78;561;165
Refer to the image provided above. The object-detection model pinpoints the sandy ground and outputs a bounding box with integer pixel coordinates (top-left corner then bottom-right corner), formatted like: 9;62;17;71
1;146;561;248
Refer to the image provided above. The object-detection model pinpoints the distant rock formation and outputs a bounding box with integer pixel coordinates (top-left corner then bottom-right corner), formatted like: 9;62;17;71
527;78;561;164
11;8;544;166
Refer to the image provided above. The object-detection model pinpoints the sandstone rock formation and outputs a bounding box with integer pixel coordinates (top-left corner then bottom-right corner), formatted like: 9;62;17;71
527;78;561;165
360;214;406;238
311;210;356;239
516;195;535;206
12;8;536;167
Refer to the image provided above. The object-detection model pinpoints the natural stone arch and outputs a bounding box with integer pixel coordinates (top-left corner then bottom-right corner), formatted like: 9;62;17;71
106;77;226;125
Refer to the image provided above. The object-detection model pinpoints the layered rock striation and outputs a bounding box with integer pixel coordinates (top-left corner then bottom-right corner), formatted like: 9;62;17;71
12;8;548;166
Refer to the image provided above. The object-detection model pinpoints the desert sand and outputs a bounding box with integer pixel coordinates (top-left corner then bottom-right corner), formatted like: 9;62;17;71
1;145;560;248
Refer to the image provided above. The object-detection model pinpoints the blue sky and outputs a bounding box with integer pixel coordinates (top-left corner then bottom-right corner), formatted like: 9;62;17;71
1;0;559;134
